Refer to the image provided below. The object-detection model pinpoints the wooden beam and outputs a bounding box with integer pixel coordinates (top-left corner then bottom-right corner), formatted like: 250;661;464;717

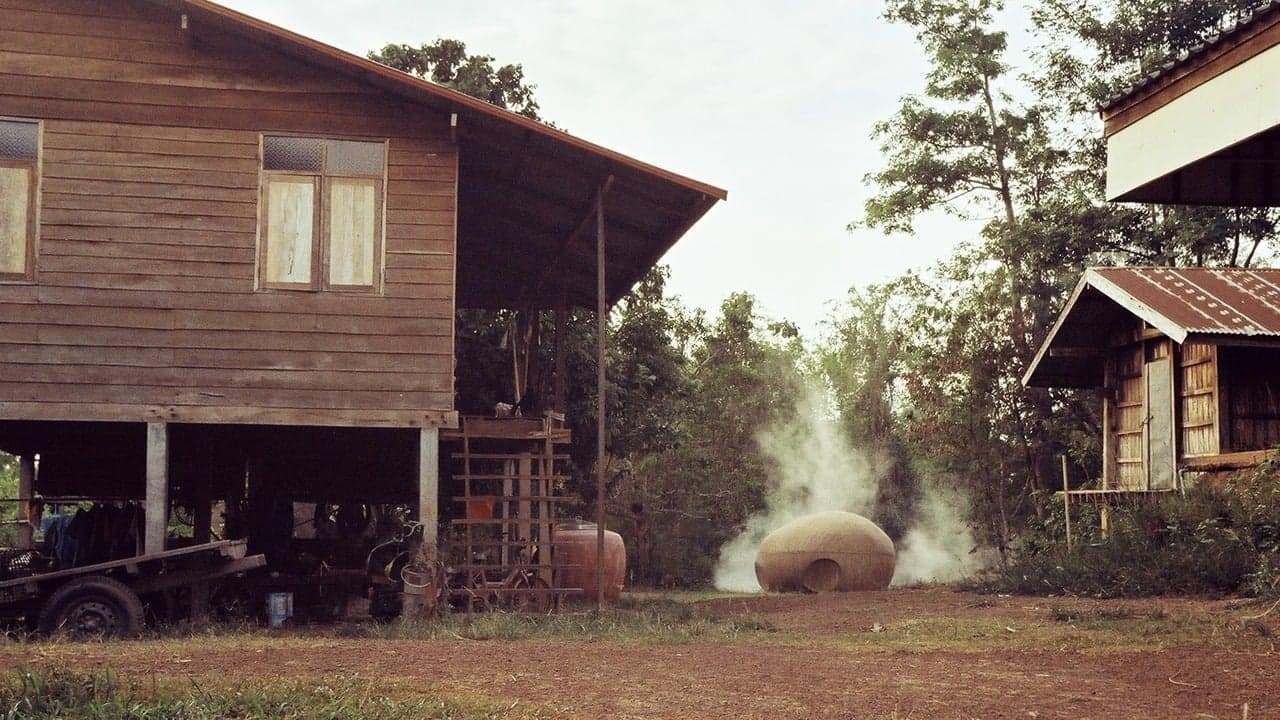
1182;448;1275;471
17;456;34;551
519;175;615;308
418;427;440;551
595;185;607;611
1048;347;1105;358
145;422;169;555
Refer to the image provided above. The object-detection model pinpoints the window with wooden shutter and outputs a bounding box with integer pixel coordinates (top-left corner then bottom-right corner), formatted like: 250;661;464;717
259;135;385;291
0;118;39;281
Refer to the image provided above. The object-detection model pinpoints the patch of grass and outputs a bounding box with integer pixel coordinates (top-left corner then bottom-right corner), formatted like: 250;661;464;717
1048;606;1136;623
0;668;545;719
836;607;1273;654
358;596;779;644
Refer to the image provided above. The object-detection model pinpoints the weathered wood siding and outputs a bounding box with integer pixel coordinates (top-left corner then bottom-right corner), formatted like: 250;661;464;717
0;0;457;427
1178;341;1219;458
1108;342;1146;490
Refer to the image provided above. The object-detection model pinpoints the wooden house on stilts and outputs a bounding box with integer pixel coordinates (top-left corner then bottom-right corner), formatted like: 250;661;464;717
0;0;724;617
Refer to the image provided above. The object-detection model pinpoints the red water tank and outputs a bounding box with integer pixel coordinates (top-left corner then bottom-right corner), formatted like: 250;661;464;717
553;520;626;601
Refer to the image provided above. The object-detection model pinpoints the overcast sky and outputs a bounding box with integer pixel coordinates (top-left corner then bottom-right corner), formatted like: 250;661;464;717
219;0;1008;335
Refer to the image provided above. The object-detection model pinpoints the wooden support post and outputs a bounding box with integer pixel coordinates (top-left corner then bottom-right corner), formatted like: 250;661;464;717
145;422;169;555
1061;456;1072;553
518;456;532;550
418;427;439;552
554;296;567;414
191;485;213;622
595;187;607;611
194;493;212;544
17;456;35;551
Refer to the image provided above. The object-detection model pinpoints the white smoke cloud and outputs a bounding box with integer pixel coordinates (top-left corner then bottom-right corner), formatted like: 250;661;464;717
712;384;984;592
890;483;983;585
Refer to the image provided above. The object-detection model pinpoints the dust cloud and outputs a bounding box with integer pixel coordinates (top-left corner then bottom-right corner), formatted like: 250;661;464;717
712;385;983;592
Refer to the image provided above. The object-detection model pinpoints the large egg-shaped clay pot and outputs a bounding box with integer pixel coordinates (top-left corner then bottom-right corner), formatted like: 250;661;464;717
754;511;895;592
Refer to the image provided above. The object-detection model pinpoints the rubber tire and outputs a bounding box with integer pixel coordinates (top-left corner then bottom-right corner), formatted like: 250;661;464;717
37;576;145;639
509;575;551;613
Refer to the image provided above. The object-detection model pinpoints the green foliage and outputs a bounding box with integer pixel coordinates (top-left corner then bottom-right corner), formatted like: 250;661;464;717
0;454;18;547
618;292;808;586
848;0;1280;563
970;461;1280;597
0;669;534;720
368;39;541;120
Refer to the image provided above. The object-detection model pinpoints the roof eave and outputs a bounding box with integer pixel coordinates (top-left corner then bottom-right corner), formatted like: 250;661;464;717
1100;1;1280;127
149;0;728;202
1022;274;1093;387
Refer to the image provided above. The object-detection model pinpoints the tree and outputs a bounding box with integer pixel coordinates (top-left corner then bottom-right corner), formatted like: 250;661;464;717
369;39;542;120
852;0;1280;559
619;293;808;585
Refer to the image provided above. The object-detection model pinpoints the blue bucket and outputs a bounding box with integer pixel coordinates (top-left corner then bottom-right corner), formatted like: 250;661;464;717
266;592;293;628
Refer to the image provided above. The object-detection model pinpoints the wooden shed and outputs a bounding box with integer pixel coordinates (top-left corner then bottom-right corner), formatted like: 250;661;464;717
1025;267;1280;493
0;0;724;569
1102;1;1280;206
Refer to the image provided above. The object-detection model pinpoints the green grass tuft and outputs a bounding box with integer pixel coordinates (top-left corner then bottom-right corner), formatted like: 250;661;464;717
0;668;547;719
360;596;778;644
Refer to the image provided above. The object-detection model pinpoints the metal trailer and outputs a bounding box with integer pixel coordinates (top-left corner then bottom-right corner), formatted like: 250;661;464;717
0;539;265;637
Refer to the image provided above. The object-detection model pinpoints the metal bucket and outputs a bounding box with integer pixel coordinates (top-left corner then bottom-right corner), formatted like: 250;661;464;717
401;567;428;596
266;591;293;628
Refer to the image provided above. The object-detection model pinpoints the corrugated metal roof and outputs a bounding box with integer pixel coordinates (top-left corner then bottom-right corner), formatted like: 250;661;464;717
1101;0;1280;113
1090;267;1280;339
1023;266;1280;388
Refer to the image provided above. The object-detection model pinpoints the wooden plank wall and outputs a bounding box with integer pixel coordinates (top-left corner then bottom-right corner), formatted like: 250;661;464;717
0;0;457;427
1178;341;1219;458
1223;347;1280;452
1110;343;1147;490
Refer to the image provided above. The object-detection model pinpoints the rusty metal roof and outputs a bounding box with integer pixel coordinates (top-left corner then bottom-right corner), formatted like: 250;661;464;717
1090;267;1280;338
1024;266;1280;388
1101;0;1280;114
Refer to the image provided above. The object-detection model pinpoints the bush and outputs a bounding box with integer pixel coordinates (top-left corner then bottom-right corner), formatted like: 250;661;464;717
967;459;1280;598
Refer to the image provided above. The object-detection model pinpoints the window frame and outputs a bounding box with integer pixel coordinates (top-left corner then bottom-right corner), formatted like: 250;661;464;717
0;117;41;283
256;134;387;293
258;173;321;290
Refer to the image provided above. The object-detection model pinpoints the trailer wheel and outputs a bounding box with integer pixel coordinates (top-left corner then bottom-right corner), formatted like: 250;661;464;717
37;576;145;639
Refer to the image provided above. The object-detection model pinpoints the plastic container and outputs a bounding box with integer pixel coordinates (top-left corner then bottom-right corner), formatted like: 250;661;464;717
266;591;293;627
553;520;625;601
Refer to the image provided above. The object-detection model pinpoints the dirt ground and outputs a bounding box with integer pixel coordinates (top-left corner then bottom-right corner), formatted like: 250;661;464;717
2;586;1278;719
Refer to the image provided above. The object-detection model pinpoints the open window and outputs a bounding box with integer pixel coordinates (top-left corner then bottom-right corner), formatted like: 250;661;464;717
259;136;385;291
0;118;39;281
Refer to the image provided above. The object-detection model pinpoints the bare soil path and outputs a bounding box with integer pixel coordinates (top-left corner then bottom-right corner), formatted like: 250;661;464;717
1;587;1276;719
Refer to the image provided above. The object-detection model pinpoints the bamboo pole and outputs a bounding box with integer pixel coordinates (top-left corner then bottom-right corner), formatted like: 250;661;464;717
1061;455;1072;552
595;187;607;612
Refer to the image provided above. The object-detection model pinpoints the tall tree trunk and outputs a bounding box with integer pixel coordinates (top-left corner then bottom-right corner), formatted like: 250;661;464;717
981;73;1016;226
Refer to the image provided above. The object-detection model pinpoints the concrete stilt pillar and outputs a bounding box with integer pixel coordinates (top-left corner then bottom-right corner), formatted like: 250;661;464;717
418;427;439;550
145;422;169;555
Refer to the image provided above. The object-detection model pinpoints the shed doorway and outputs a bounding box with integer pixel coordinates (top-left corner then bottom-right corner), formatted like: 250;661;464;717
1145;354;1177;491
